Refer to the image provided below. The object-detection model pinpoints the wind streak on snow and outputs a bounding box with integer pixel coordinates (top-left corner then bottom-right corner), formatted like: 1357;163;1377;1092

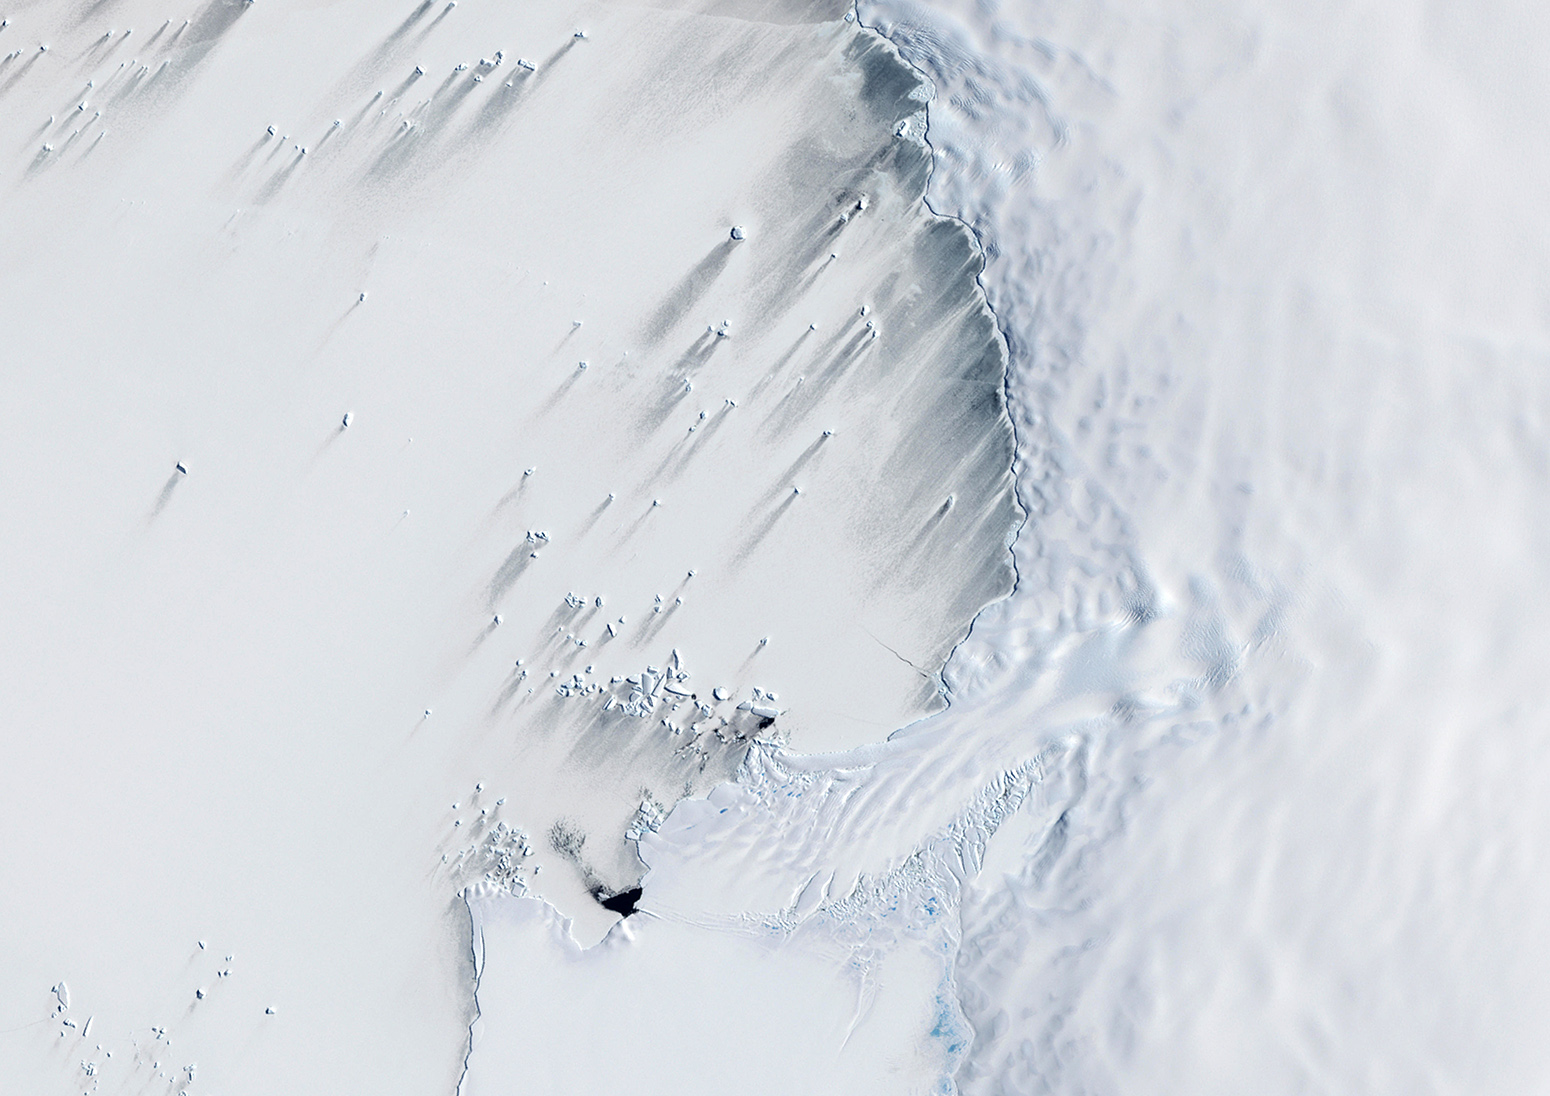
0;0;1032;1089
572;4;1312;1090
845;2;1550;1093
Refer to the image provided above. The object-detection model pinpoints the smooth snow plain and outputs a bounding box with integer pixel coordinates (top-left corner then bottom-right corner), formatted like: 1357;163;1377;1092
3;0;1549;1094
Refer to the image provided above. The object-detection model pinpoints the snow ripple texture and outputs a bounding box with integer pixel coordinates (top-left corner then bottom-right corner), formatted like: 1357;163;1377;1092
638;1;1550;1094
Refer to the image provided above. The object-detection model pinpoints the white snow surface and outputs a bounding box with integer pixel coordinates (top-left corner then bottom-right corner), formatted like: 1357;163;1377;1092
1;0;1013;1091
848;0;1550;1090
4;0;1550;1093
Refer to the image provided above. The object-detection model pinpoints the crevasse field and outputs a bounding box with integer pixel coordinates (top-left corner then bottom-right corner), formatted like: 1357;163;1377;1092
2;0;1546;1094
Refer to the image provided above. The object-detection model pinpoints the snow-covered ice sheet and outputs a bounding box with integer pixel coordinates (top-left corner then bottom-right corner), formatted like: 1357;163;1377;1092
4;0;1549;1093
463;887;965;1095
478;0;1550;1090
803;0;1549;1091
0;0;1015;1091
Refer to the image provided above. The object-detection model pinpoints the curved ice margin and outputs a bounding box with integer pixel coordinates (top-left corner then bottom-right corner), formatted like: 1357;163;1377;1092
850;2;1032;717
455;895;483;1096
458;10;1036;1090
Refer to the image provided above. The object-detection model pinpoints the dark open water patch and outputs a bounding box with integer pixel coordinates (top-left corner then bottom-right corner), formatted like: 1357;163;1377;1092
597;887;643;917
